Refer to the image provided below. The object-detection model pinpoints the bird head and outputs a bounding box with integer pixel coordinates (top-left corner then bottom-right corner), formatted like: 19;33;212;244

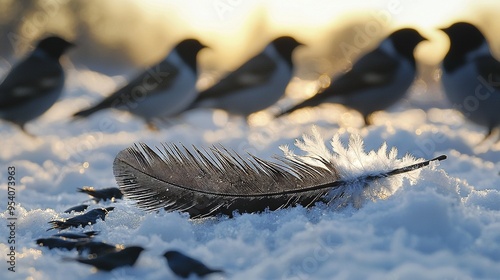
272;36;304;55
439;22;486;54
175;39;209;56
386;28;427;62
174;38;208;73
163;250;182;260
36;36;75;59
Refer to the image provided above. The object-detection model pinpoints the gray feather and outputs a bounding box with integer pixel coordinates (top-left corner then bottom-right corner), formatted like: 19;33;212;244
113;143;446;219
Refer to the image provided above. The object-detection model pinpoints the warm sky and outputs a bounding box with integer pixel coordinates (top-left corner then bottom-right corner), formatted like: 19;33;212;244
0;0;499;76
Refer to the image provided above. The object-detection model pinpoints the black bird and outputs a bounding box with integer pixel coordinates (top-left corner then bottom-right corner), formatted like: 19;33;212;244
76;241;120;256
440;22;500;140
187;36;303;119
67;246;144;271
36;237;79;250
277;28;426;125
0;36;74;134
163;250;224;278
64;204;89;213
77;187;123;202
47;207;114;231
73;39;207;129
53;231;99;240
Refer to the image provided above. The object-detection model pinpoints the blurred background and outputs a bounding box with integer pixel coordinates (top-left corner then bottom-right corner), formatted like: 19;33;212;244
0;0;499;104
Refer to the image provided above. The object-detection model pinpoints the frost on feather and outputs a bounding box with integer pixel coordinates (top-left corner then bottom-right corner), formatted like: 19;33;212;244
113;128;446;218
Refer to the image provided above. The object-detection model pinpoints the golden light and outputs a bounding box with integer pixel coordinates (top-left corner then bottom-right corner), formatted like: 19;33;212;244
2;0;500;71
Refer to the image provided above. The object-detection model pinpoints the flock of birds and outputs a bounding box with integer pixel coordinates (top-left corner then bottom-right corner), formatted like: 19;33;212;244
36;186;224;278
1;22;500;140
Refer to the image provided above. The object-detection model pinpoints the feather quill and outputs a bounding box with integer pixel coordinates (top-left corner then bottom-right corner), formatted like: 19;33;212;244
113;131;446;218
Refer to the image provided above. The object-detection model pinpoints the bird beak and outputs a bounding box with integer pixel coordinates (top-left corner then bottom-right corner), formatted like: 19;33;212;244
66;41;76;49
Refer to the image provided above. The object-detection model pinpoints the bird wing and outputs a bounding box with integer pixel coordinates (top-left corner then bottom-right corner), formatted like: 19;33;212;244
85;60;180;110
319;48;400;99
68;209;105;225
197;52;277;100
0;56;63;109
277;49;399;115
475;55;500;90
63;204;89;213
76;255;116;271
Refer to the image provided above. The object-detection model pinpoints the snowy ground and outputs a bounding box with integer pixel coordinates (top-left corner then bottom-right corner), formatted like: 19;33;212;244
1;66;500;280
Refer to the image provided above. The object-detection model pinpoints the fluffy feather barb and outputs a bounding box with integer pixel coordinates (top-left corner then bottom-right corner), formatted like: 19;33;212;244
113;130;446;218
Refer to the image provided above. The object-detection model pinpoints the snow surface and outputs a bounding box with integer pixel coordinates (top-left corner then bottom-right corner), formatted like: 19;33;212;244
1;66;500;280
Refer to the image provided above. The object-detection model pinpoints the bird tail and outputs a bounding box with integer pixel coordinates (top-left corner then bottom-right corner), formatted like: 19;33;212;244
73;106;103;118
77;187;92;194
47;221;65;231
210;268;225;275
77;187;100;203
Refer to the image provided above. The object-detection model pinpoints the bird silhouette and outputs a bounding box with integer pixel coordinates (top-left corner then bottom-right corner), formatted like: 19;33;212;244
76;241;121;256
73;39;207;130
440;22;500;141
0;36;74;134
63;204;89;214
36;237;79;250
47;207;114;231
163;250;224;278
53;230;99;240
77;187;123;202
278;28;426;125
67;246;144;271
187;36;303;120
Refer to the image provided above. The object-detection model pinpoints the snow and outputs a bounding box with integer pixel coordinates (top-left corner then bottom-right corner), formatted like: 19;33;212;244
0;66;500;279
2;58;500;280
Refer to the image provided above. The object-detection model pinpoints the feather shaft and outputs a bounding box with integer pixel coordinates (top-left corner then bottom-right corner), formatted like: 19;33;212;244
114;139;446;219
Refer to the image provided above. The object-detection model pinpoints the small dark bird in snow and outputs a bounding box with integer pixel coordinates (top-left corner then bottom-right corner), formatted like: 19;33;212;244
77;187;123;202
163;250;224;278
53;230;99;240
440;22;500;141
277;28;426;125
47;207;114;231
73;39;207;130
187;36;303;119
64;204;89;213
36;237;79;250
0;36;74;134
67;245;144;271
76;241;121;256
